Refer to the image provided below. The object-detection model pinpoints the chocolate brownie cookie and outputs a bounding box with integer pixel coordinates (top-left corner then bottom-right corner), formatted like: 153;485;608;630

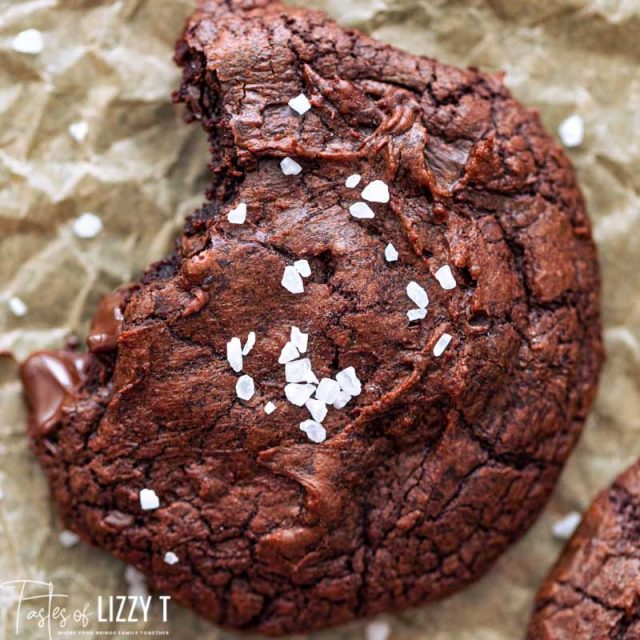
528;462;640;640
21;0;603;635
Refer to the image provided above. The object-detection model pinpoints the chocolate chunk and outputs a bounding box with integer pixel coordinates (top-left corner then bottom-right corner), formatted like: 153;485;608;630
22;0;603;635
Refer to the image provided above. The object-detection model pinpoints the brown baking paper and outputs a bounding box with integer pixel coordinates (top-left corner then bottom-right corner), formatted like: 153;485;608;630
1;0;639;638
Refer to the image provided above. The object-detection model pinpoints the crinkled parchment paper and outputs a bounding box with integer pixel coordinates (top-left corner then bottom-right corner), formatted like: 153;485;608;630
1;0;639;638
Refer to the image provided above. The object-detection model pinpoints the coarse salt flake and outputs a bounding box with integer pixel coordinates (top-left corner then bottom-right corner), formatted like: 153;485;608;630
433;333;452;357
361;180;390;203
384;243;399;262
282;265;305;294
285;383;316;406
306;398;328;422
345;174;361;188
226;337;243;372
406;281;429;308
558;114;584;148
264;401;277;414
236;374;255;400
349;202;375;219
139;488;159;511
291;326;308;353
294;259;311;278
59;530;80;548
227;202;247;224
435;265;456;290
279;342;300;364
164;551;179;565
280;157;302;176
336;367;362;396
407;308;427;322
69;121;89;142
300;420;326;443
12;29;43;55
73;212;103;238
315;377;341;404
242;331;256;356
332;391;352;410
365;620;392;640
288;93;311;115
285;358;313;383
552;511;582;541
8;296;27;317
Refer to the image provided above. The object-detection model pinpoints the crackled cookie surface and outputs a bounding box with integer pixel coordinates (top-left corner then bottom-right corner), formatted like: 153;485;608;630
528;462;640;640
21;0;602;635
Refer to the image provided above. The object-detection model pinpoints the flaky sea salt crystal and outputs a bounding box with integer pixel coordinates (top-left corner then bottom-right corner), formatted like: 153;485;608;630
288;93;311;115
300;420;326;443
406;281;429;308
558;114;584;148
227;202;247;224
59;530;80;548
291;326;308;353
306;398;328;422
236;375;255;400
12;29;43;55
552;511;582;540
226;337;243;372
282;265;304;294
242;331;256;356
384;243;399;262
124;566;148;600
285;383;316;406
164;552;179;565
279;342;300;364
349;202;375;219
73;212;103;238
407;308;427;322
365;620;391;640
285;358;312;383
294;259;311;278
345;174;361;188
332;391;352;409
140;488;159;511
435;265;456;290
433;333;452;357
315;378;341;404
264;401;277;415
69;121;89;142
280;157;302;176
7;296;27;317
361;180;390;203
336;367;362;396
